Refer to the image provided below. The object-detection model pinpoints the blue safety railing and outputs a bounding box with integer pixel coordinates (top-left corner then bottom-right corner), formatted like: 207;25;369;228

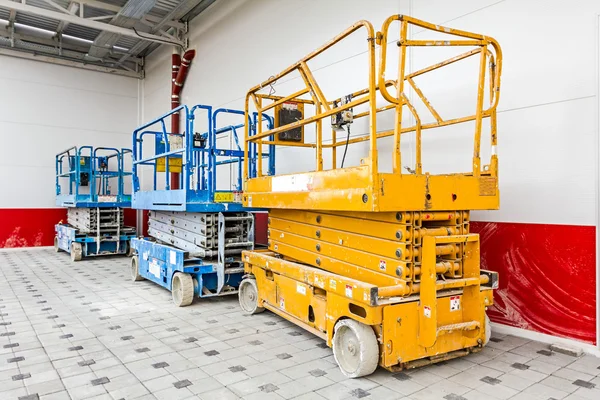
132;104;274;212
55;146;132;208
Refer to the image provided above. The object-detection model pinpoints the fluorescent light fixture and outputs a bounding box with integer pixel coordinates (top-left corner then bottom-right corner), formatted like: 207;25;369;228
0;19;130;52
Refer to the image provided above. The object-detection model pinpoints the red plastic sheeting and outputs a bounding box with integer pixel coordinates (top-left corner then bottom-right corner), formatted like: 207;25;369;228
0;208;66;247
472;221;597;345
0;208;138;248
254;212;268;245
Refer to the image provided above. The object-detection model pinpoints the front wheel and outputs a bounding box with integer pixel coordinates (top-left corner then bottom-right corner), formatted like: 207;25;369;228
332;319;379;378
70;242;82;262
484;314;492;345
172;272;194;307
239;278;264;315
131;256;143;282
126;242;136;257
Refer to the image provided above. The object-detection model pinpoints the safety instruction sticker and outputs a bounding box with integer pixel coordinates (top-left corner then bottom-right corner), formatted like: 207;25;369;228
345;284;353;298
214;192;235;203
170;250;177;265
279;297;285;310
450;296;461;311
296;283;306;295
149;259;161;279
379;260;386;271
329;279;337;290
423;306;431;318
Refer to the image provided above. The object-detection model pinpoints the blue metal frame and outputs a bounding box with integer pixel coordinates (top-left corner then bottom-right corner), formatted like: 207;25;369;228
55;223;136;258
56;146;132;208
130;237;243;299
132;104;274;212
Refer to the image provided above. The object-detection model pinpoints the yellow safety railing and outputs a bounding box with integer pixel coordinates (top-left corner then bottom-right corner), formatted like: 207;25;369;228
243;15;502;185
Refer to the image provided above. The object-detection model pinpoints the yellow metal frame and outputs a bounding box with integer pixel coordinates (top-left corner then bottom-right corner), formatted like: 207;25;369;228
243;244;495;370
243;15;502;212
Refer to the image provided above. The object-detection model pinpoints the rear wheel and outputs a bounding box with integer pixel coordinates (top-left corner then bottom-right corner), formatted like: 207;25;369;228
131;256;143;281
70;242;82;262
239;278;264;315
172;272;194;307
53;236;60;252
332;319;379;378
126;242;135;257
484;314;492;345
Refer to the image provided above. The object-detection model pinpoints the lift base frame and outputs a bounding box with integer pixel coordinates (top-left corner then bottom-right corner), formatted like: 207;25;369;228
55;223;136;260
243;249;496;371
130;237;244;298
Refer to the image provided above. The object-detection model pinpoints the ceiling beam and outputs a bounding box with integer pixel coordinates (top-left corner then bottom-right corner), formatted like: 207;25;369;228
0;0;185;46
117;0;206;63
40;0;74;15
56;2;79;35
77;0;184;29
0;47;142;78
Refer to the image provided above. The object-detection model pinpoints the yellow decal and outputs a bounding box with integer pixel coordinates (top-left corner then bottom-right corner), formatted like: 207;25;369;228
214;192;234;203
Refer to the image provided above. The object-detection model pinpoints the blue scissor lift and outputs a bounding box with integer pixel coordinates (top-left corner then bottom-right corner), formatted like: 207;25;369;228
130;104;274;306
55;146;137;261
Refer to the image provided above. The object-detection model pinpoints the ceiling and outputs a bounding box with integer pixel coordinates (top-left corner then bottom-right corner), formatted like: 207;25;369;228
0;0;216;78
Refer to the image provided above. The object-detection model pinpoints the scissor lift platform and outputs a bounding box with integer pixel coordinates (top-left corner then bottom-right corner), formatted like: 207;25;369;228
130;104;273;306
239;15;503;377
54;146;136;261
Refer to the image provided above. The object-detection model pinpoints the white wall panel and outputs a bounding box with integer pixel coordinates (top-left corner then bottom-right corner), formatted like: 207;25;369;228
0;55;138;208
142;0;599;227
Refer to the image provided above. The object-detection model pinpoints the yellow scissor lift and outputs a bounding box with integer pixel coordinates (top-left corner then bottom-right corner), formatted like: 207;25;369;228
239;15;502;378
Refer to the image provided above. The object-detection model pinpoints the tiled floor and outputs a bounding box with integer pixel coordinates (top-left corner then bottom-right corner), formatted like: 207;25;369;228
1;248;599;400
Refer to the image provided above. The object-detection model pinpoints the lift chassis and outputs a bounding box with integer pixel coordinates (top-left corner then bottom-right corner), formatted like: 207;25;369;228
130;211;254;306
54;210;136;262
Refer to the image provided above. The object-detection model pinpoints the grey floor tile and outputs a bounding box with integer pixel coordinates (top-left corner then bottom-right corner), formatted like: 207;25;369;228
3;248;600;400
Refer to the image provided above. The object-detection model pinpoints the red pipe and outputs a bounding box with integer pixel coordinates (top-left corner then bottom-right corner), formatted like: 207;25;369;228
169;50;195;189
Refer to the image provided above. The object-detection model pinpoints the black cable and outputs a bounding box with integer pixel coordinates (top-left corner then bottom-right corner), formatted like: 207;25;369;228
341;124;351;168
133;27;185;50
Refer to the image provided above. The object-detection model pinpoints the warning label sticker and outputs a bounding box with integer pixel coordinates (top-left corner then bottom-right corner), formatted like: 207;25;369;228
329;279;336;290
424;306;431;318
345;284;353;298
279;297;285;310
297;284;306;295
149;260;160;279
379;260;386;271
450;296;461;311
214;192;234;203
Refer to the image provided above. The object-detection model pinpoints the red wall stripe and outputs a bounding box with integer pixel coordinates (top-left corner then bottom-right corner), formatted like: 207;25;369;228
472;221;597;345
0;208;66;247
0;208;138;248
